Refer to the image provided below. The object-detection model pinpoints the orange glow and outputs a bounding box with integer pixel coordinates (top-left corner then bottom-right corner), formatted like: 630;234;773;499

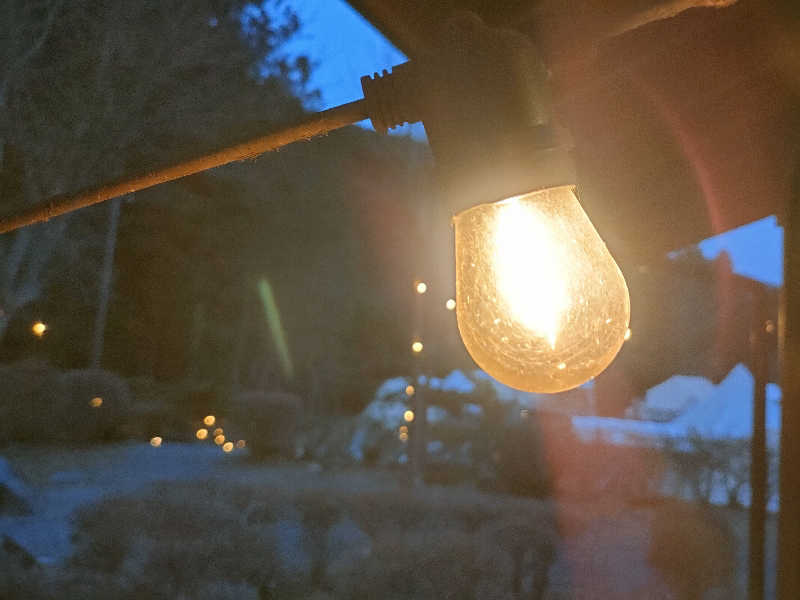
446;298;456;311
89;397;103;408
415;281;427;294
196;428;208;440
235;440;246;449
214;434;225;445
203;415;216;426
411;341;423;353
150;436;162;447
222;441;234;453
405;385;415;396
399;431;409;442
404;410;414;423
399;425;408;434
213;428;223;436
32;321;47;337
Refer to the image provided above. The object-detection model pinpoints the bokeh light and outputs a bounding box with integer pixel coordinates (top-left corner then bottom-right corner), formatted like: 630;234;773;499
446;298;456;311
203;415;216;426
213;428;223;436
32;321;47;337
405;385;415;396
222;441;234;452
214;434;225;445
404;410;414;422
415;281;427;294
235;440;246;449
399;431;409;442
196;428;208;440
150;436;162;447
399;425;408;434
89;397;103;408
411;341;423;353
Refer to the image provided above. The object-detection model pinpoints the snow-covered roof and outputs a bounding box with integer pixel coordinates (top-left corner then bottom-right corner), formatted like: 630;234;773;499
573;363;781;446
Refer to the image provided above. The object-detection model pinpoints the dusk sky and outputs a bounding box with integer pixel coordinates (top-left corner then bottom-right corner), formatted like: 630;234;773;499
283;0;782;287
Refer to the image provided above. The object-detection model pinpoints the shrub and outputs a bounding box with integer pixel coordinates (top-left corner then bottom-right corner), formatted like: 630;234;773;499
229;391;301;459
0;361;133;444
648;499;736;600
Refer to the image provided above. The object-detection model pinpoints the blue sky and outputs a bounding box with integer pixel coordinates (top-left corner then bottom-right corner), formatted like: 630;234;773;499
281;0;426;139
281;0;782;287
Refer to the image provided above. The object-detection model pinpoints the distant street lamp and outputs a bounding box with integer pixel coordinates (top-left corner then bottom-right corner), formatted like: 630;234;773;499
31;321;47;338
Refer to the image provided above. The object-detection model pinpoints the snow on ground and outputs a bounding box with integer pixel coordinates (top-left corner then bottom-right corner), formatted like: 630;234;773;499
0;443;231;564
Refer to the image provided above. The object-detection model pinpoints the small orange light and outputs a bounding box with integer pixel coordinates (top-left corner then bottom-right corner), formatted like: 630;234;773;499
405;385;415;396
203;415;215;426
214;434;225;445
235;440;246;449
404;410;414;423
150;436;162;447
411;341;423;353
399;425;408;434
32;321;47;337
399;431;409;442
213;428;223;436
196;428;208;440
89;397;103;408
222;441;234;453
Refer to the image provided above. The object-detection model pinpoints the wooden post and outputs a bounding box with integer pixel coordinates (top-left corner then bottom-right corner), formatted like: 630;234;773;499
748;283;768;600
777;156;800;599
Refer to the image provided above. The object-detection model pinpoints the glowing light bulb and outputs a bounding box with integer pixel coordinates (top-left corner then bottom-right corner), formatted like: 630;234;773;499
403;410;415;422
150;436;162;447
453;186;630;393
415;281;427;294
203;415;215;426
196;428;208;440
222;441;234;452
446;298;456;311
411;341;423;353
32;321;47;337
89;397;103;408
405;385;415;396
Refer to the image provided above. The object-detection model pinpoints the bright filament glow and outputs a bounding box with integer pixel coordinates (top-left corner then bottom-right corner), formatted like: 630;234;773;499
493;198;568;347
454;186;630;393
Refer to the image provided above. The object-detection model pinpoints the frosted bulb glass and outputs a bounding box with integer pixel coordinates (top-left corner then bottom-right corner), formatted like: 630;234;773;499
454;185;630;393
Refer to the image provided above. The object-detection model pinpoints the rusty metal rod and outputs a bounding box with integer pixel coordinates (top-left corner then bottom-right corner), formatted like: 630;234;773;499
0;99;369;234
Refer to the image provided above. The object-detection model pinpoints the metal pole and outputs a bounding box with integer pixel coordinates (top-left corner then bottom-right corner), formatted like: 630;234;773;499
778;153;800;599
0;100;368;235
749;283;768;600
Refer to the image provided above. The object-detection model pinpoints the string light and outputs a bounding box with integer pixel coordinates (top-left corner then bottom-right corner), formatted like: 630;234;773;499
196;428;208;440
89;397;103;408
150;436;162;447
203;415;215;426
